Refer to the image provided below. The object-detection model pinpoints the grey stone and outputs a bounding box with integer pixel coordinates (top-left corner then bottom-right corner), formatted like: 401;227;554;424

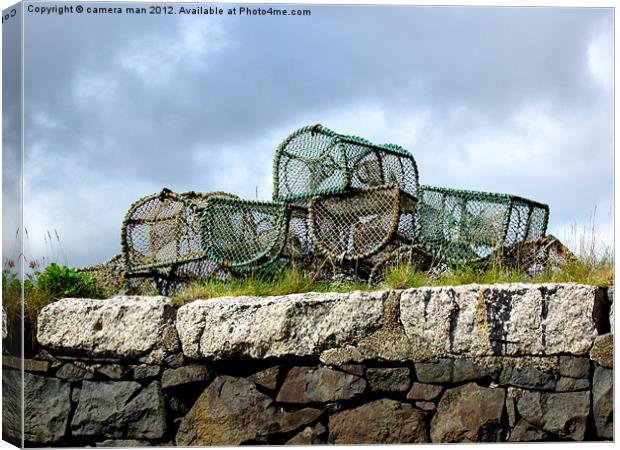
71;380;166;439
415;359;453;383
71;387;81;403
452;358;491;382
97;364;125;380
176;291;387;360
56;363;92;382
23;372;71;443
515;390;590;440
430;383;505;442
37;296;177;363
163;352;184;368
133;365;161;380
508;420;549;442
286;423;326;445
247;366;281;390
329;398;429;444
3;355;49;373
2;369;21;441
96;440;151;447
175;375;301;445
555;377;590;392
499;366;556;390
365;367;411;392
406;382;443;401
276;366;366;403
558;356;590;378
161;364;214;389
590;333;613;368
400;284;598;357
593;365;613;439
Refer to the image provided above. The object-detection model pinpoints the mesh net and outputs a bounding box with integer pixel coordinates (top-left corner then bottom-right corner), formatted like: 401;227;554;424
369;243;435;285
121;189;235;277
308;184;416;261
273;125;419;204
199;196;290;270
416;185;549;266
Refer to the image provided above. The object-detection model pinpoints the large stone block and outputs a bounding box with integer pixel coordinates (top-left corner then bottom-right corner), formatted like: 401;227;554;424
400;284;597;357
329;399;428;444
430;383;505;442
71;380;166;439
515;390;590;440
276;366;366;403
176;375;321;445
23;372;71;444
176;291;386;360
37;296;178;363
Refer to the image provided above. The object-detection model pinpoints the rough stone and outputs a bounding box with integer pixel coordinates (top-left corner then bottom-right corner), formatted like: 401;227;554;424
452;358;491;382
406;383;443;401
276;366;366;403
71;380;166;439
95;440;151;447
329;399;428;444
337;363;366;376
508;420;549;442
400;284;597;357
430;383;505;442
56;363;92;382
247;366;281;390
555;377;590;392
277;408;323;433
2;369;22;442
286;423;326;445
175;376;279;445
415;401;436;411
97;364;125;380
161;364;214;389
515;390;590;440
592;365;613;439
414;359;453;383
365;367;411;392
558;356;590;379
133;365;161;380
499;366;556;391
590;333;613;368
176;291;386;360
71;387;81;403
17;369;71;444
37;296;177;363
3;355;49;373
163;352;184;368
22;372;71;443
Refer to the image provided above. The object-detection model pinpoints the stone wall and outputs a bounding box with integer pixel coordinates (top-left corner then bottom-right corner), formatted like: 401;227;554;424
2;284;614;446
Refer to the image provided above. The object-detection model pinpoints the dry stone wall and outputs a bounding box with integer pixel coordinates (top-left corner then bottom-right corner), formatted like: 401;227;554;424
2;283;613;446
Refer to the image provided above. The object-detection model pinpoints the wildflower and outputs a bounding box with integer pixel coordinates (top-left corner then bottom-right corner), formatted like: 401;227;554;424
28;260;37;269
6;259;15;268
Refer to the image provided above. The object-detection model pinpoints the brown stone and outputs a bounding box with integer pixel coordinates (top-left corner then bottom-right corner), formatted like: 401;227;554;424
3;356;49;373
286;423;326;445
590;333;613;369
277;408;323;433
161;364;214;389
329;399;428;444
407;382;442;401
415;401;436;411
276;366;366;404
365;367;411;392
508;420;549;442
248;366;281;390
175;376;279;445
430;383;505;442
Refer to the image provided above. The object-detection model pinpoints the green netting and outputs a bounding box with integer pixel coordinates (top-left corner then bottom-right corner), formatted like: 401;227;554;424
199;196;296;270
308;184;417;261
121;188;235;277
273;125;419;204
416;185;549;266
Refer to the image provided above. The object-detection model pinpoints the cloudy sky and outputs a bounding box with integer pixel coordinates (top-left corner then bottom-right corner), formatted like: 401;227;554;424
3;2;614;267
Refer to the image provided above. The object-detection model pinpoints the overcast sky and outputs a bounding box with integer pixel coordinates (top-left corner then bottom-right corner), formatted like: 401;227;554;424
3;3;614;267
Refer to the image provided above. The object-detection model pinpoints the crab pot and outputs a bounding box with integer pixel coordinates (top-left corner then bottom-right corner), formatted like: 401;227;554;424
416;185;549;265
